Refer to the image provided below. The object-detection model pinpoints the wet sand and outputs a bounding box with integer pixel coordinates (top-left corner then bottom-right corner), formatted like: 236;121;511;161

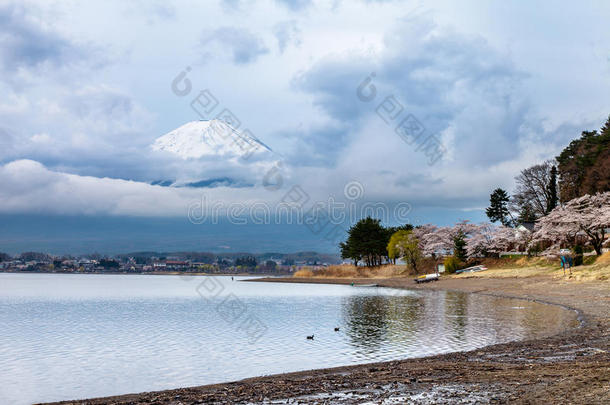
47;275;609;404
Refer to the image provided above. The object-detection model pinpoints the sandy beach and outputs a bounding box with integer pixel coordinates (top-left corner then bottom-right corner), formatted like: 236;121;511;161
45;268;609;405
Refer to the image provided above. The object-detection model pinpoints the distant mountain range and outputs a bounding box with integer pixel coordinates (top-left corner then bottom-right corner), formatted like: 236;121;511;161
114;251;340;264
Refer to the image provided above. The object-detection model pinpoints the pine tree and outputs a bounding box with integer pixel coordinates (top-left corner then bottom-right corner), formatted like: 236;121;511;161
517;204;537;224
340;217;388;267
600;114;610;136
486;188;512;226
546;165;558;213
453;230;467;262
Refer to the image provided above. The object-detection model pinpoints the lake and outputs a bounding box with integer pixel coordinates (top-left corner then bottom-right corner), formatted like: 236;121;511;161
0;273;576;404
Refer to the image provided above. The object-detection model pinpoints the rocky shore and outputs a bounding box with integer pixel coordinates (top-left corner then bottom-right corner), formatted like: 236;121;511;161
47;275;609;404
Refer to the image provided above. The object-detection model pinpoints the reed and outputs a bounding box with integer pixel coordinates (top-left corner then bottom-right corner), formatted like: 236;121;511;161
292;264;411;279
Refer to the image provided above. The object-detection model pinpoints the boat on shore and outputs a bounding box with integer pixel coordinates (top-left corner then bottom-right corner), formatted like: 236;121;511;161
455;265;488;274
414;273;439;283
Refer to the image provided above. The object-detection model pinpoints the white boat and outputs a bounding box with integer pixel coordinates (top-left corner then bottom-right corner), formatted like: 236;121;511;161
414;273;439;283
455;265;488;274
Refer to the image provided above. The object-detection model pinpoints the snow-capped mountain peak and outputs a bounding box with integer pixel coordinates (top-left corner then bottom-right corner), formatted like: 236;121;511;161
151;119;272;159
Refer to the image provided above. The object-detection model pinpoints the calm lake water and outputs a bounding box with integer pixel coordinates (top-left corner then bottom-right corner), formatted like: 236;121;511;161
0;273;576;404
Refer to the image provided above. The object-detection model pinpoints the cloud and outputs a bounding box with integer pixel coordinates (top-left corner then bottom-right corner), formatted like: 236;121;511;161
274;13;600;212
220;0;312;12
277;122;351;167
275;0;313;11
290;16;533;169
0;3;99;87
273;20;301;53
0;84;153;159
0;159;268;217
63;85;153;138
0;159;192;216
200;27;269;64
220;0;243;12
0;4;78;69
144;2;176;21
124;1;176;23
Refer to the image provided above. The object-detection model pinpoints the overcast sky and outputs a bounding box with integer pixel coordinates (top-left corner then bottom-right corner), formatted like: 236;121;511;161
1;0;609;227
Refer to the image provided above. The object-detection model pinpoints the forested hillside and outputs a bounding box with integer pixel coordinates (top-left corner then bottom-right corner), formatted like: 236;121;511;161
557;116;610;202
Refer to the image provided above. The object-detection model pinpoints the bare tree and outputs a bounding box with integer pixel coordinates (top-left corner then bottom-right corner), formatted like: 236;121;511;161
511;160;557;220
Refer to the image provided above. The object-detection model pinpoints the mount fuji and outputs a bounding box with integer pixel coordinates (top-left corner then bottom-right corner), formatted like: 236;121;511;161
149;120;277;188
152;119;272;159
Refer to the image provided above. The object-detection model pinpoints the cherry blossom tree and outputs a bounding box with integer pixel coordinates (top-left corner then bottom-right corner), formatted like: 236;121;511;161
531;192;610;255
465;223;494;257
414;224;442;257
416;220;491;258
466;223;520;257
494;225;521;253
417;220;536;259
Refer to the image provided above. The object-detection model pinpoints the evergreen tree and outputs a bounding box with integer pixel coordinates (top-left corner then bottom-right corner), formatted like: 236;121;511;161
556;115;610;201
600;114;610;136
486;188;512;226
340;217;389;267
546;165;558;213
453;230;467;262
517;204;537;224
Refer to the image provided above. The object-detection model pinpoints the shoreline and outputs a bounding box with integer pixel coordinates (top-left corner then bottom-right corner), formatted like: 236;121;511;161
47;274;609;404
248;276;588;329
0;270;273;277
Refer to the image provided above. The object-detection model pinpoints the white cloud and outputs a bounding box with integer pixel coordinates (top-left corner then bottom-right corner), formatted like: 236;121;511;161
29;133;51;144
200;27;269;65
0;159;273;216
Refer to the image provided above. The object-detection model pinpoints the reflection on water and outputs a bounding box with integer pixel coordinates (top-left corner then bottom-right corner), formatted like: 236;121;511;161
340;290;576;359
0;273;577;405
344;296;390;352
445;291;467;341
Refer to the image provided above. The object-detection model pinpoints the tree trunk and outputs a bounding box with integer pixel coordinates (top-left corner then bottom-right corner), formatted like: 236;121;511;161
583;228;604;255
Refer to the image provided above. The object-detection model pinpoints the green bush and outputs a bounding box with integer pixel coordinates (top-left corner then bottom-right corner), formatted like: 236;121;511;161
444;256;463;274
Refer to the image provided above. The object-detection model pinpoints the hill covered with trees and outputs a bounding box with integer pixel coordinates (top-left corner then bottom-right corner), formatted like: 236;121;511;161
556;116;610;202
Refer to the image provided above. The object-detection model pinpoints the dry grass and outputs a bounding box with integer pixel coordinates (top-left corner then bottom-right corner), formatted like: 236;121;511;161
455;252;610;282
292;269;315;278
470;256;556;269
596;251;610;265
292;264;413;279
514;256;556;267
293;253;610;283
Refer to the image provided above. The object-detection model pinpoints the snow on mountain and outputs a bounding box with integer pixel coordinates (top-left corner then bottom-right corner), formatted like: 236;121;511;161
151;119;272;159
149;120;278;188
